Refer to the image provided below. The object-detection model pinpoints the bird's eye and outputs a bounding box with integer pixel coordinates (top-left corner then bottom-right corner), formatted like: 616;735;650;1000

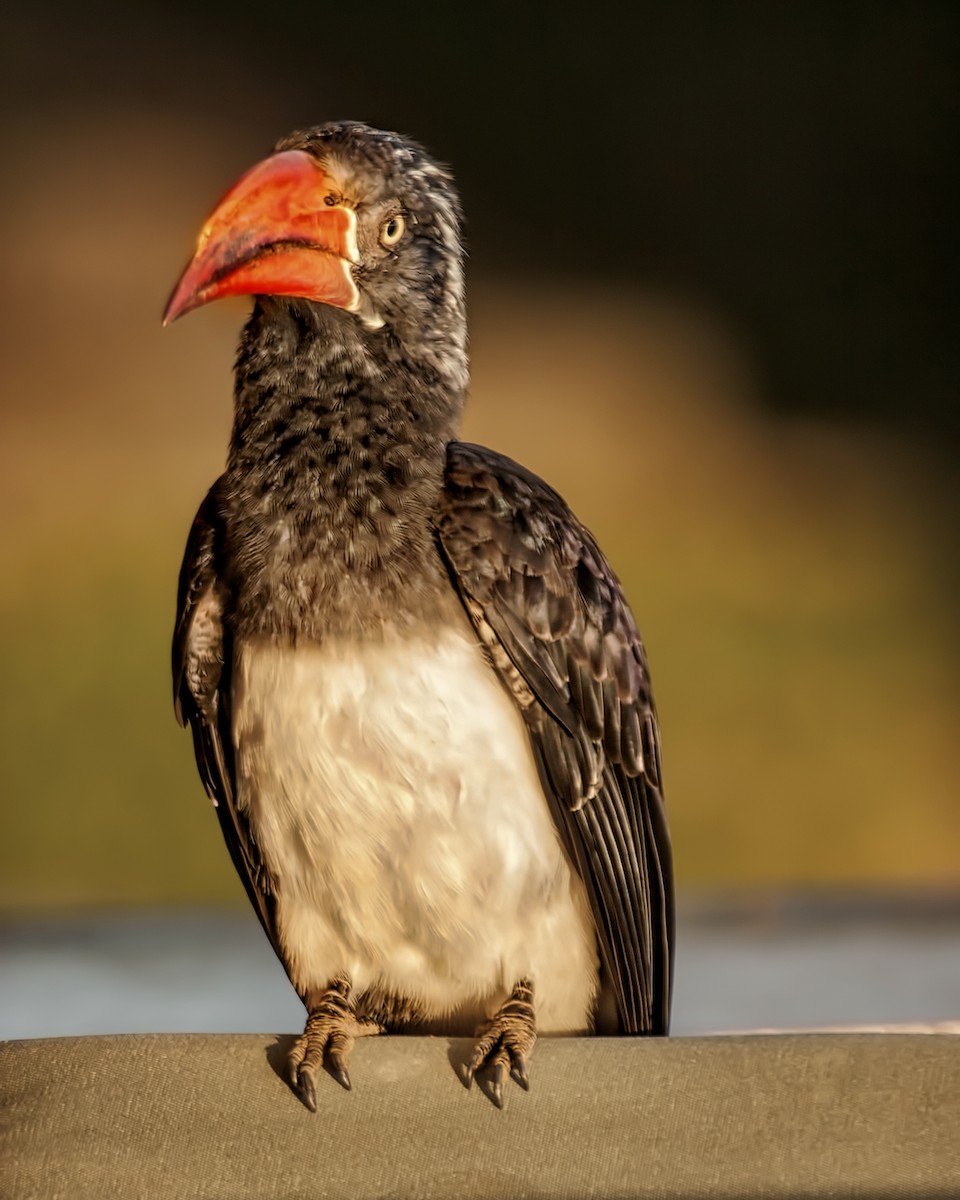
379;214;406;248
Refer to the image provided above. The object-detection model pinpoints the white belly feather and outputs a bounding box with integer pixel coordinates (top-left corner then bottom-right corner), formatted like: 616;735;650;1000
232;627;598;1033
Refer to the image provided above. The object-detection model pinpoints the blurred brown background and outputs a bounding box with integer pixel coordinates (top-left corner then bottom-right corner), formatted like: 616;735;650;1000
1;0;958;913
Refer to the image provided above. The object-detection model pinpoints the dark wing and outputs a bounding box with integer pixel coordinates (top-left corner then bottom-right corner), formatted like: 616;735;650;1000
173;480;286;983
435;442;674;1034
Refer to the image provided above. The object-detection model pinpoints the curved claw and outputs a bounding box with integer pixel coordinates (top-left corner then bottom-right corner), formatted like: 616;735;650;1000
295;1066;318;1113
329;1059;352;1091
464;1044;487;1086
488;1062;506;1109
511;1058;530;1091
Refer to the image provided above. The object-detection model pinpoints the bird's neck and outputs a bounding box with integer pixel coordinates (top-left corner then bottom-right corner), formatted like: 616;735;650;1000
223;300;466;641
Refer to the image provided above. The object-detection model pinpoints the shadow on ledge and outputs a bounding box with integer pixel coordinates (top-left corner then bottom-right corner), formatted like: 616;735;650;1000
2;1033;959;1198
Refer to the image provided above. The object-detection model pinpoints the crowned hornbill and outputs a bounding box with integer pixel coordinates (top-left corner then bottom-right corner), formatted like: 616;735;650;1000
165;122;673;1111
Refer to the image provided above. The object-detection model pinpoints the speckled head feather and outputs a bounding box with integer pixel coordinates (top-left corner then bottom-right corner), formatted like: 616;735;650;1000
270;122;467;385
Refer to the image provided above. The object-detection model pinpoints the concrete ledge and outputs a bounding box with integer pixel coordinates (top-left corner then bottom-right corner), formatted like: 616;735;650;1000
2;1033;958;1198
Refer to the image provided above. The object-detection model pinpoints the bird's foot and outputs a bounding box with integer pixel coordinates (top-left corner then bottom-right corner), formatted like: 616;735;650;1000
465;978;536;1108
288;976;382;1112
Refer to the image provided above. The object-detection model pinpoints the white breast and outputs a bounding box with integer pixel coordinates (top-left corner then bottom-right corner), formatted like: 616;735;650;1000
232;626;598;1033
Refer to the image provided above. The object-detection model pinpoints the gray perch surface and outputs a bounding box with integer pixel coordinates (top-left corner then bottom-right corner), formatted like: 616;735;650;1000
2;1033;959;1199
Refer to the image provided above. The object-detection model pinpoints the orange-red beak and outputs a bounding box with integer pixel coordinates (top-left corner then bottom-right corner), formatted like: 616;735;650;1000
163;150;360;325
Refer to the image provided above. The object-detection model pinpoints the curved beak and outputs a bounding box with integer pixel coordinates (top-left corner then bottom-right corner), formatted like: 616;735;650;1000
163;149;360;325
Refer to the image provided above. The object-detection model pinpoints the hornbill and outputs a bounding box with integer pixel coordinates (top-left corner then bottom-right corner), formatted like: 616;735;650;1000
165;122;673;1111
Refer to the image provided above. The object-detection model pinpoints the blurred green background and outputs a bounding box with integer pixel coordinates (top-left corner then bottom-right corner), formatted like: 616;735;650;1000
1;1;958;913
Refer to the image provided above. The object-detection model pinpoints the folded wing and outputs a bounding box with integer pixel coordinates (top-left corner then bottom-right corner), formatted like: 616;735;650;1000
436;443;674;1033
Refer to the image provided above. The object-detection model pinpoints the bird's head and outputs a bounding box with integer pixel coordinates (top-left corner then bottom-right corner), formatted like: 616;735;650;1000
164;123;466;381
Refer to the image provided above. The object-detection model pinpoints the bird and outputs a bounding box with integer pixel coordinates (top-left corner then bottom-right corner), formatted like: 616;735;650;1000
165;121;673;1111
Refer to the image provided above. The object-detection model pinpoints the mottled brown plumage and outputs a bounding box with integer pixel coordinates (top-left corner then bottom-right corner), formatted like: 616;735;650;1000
168;122;673;1110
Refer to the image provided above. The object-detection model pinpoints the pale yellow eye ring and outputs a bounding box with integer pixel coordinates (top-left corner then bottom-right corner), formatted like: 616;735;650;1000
379;213;406;248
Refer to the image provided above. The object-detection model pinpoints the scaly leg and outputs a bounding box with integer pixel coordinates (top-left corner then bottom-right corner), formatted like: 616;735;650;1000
288;975;382;1111
465;978;537;1108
